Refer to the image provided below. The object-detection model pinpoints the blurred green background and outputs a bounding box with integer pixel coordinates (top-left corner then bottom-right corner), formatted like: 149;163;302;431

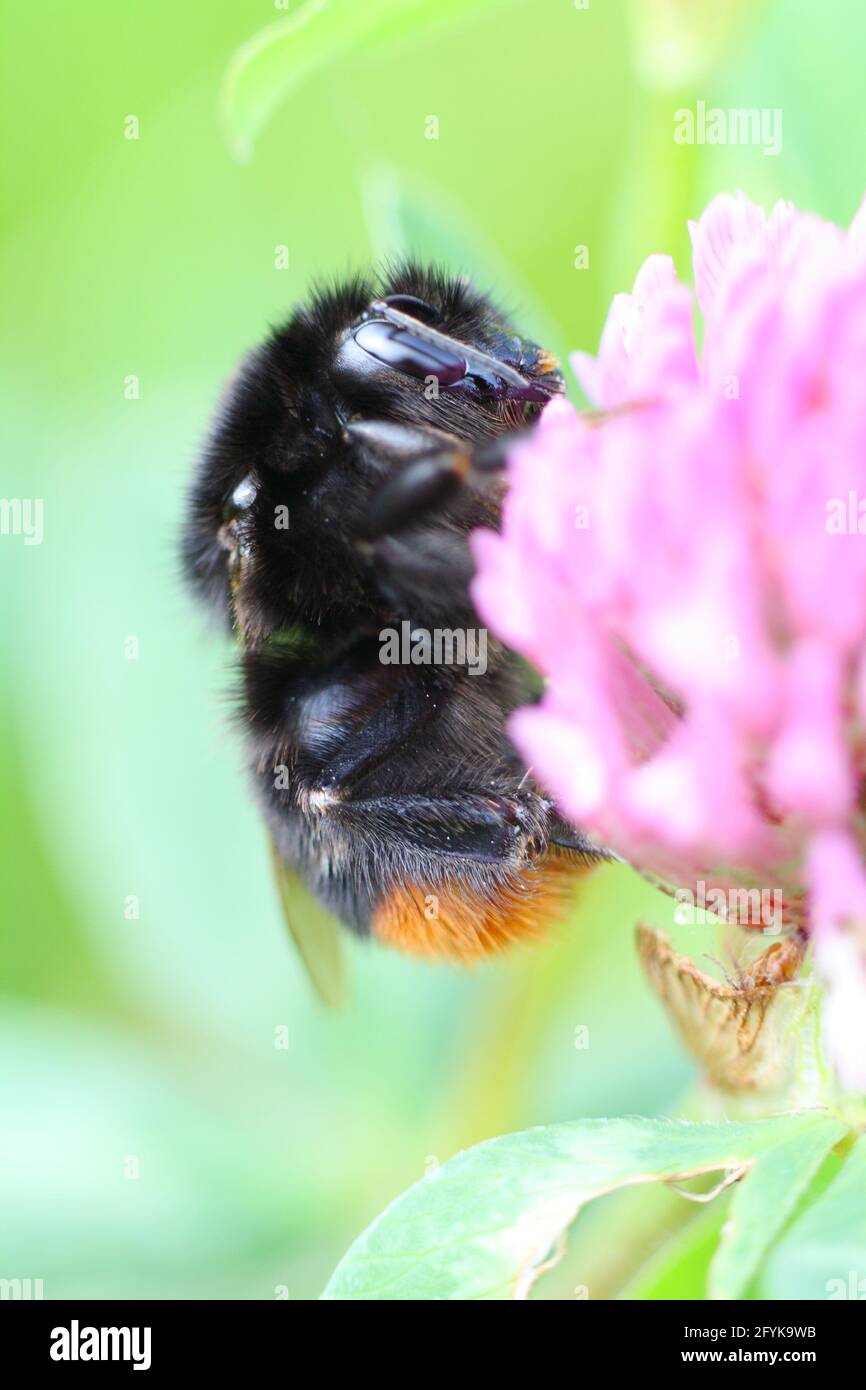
2;0;865;1300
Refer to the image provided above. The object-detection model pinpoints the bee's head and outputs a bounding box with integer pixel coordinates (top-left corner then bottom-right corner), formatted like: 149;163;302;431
332;263;564;429
182;265;563;634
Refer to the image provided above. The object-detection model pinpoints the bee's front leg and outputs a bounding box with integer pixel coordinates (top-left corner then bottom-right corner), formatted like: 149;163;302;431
350;426;517;542
341;418;464;540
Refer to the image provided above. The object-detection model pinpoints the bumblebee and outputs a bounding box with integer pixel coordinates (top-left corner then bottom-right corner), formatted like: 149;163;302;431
183;265;606;999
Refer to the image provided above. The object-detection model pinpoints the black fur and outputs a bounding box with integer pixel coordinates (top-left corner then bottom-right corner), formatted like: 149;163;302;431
183;264;603;943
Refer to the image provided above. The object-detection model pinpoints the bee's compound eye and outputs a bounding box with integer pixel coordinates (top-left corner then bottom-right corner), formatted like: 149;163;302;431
223;474;257;521
352;320;467;386
381;294;442;324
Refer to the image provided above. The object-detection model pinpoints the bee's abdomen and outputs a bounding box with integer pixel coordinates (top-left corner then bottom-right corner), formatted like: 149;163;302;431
369;849;594;960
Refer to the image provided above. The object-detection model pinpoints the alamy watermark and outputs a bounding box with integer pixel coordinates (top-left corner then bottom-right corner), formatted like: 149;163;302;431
674;880;783;933
0;1276;44;1299
674;101;782;157
379;621;488;676
50;1321;151;1371
826;1271;866;1299
827;491;866;534
0;497;43;545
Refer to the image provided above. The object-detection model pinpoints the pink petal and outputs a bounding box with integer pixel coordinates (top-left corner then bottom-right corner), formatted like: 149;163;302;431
808;831;866;1090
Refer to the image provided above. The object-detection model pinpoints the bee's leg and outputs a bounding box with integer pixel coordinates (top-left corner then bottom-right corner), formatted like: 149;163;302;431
345;419;515;541
303;790;601;959
313;792;549;865
355;448;473;540
303;679;441;807
273;671;614;861
244;643;446;804
547;813;613;857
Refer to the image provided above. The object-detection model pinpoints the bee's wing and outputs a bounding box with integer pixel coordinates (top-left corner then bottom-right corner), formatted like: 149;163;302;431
269;840;345;1007
636;924;805;1093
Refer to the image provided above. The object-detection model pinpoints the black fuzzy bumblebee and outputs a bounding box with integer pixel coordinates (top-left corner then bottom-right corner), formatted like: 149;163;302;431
183;265;606;1000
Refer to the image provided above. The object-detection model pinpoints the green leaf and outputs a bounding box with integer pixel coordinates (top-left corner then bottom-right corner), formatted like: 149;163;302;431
620;1200;731;1300
322;1114;846;1300
758;1135;866;1300
708;1118;847;1299
221;0;508;162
